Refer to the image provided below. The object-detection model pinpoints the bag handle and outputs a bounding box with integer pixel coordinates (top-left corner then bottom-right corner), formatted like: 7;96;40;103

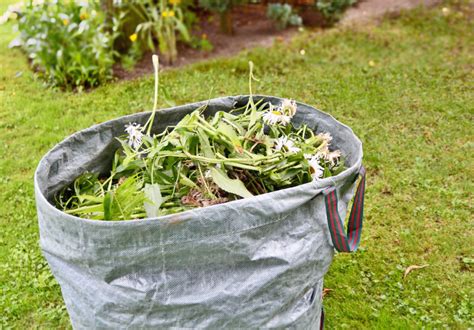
323;166;366;253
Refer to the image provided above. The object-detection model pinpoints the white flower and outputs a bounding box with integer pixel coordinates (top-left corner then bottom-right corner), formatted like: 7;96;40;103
311;144;341;166
280;99;297;117
308;156;324;179
319;144;330;156
313;132;334;160
278;113;291;126
0;2;24;25
317;132;332;143
274;137;285;151
262;107;291;126
274;136;301;153
325;150;341;165
125;123;144;150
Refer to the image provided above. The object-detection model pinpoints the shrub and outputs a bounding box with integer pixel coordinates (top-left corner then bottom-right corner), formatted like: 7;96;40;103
11;1;120;90
267;3;302;30
316;0;357;22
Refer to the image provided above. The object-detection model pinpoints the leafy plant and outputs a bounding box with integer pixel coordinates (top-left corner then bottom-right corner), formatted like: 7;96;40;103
190;33;214;52
267;3;303;30
56;59;345;220
10;1;121;90
316;0;357;22
198;0;248;34
121;0;191;64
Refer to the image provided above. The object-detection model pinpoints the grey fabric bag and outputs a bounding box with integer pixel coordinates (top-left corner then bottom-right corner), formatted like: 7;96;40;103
35;95;365;329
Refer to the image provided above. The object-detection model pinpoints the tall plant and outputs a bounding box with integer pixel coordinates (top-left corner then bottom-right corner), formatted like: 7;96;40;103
198;0;248;35
128;0;190;63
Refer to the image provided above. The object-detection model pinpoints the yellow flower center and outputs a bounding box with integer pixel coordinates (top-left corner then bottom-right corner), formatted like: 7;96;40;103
271;111;282;116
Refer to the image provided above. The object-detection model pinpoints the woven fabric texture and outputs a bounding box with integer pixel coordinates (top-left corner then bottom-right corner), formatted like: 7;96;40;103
35;95;363;329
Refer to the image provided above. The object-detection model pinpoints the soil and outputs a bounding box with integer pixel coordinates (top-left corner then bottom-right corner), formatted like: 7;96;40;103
114;0;442;80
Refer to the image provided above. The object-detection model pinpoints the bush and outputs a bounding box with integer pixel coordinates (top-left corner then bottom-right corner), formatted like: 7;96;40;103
12;1;120;90
267;3;302;30
316;0;357;22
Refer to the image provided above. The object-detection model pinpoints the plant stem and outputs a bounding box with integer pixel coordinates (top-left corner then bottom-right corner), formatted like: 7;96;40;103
145;55;159;136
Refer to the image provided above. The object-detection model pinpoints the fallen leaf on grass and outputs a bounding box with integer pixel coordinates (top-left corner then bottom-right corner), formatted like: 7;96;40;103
461;257;474;265
322;288;333;298
403;264;429;279
459;257;474;271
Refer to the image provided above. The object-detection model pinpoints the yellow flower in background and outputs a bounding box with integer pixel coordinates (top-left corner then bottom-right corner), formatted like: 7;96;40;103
162;10;175;18
129;33;138;42
169;0;181;5
62;18;69;26
368;60;375;67
201;33;207;40
80;12;88;20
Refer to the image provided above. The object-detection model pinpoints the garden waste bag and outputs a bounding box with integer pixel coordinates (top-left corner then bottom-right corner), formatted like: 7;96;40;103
35;95;365;329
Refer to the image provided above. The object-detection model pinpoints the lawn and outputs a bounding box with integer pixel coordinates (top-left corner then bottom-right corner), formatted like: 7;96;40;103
0;1;473;328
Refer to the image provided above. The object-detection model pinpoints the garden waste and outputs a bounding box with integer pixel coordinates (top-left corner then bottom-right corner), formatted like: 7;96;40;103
35;59;366;328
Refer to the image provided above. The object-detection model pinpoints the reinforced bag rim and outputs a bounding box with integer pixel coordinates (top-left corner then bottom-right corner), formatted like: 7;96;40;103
34;95;363;225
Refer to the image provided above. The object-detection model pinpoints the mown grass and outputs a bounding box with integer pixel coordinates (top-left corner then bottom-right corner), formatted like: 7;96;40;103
0;1;472;328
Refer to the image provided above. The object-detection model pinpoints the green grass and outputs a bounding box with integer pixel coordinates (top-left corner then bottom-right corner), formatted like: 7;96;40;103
0;1;473;328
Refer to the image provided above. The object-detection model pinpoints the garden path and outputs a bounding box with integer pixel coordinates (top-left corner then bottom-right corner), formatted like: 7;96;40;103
341;0;442;25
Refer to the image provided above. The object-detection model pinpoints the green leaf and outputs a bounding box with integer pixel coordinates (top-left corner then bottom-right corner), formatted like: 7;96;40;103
217;121;242;151
175;19;190;41
113;176;145;220
144;183;163;218
77;194;104;203
197;128;214;158
210;167;253;198
179;174;197;188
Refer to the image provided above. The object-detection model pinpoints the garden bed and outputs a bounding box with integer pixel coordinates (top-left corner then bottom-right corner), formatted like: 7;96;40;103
114;8;300;80
2;1;356;88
